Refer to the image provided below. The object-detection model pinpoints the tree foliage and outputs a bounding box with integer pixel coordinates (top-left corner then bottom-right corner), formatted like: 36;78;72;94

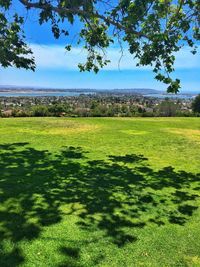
0;1;35;70
0;0;200;92
192;94;200;113
157;98;178;116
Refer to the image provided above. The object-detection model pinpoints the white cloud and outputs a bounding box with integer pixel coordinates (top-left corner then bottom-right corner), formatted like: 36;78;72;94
31;44;85;70
30;43;200;71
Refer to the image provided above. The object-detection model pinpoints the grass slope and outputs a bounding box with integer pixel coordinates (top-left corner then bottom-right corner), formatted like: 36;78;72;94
0;117;200;267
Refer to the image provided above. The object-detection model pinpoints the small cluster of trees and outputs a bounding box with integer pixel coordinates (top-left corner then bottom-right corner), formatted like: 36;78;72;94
9;104;70;117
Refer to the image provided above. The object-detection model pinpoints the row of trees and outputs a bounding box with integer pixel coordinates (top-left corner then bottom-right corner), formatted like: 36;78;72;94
1;96;200;118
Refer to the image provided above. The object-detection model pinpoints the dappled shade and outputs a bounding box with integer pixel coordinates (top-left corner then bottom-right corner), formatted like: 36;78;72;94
0;143;199;266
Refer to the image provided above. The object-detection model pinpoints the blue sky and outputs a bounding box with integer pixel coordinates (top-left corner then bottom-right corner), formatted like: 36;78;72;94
0;2;200;91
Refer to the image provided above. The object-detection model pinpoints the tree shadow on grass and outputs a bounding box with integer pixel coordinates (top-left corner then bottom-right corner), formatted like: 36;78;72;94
0;143;199;266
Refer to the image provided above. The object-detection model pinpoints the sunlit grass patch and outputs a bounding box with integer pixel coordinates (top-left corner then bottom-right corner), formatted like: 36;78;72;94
16;123;100;136
184;255;200;266
121;129;149;135
165;128;200;142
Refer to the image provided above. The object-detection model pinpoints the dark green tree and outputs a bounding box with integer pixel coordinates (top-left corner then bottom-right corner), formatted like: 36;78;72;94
192;94;200;114
48;104;69;116
0;0;200;92
157;98;179;116
31;105;49;117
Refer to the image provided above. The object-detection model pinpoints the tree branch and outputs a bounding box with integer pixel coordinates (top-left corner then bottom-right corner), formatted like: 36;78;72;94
19;0;147;38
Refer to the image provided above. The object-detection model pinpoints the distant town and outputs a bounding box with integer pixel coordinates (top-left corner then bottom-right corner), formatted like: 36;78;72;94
0;87;199;117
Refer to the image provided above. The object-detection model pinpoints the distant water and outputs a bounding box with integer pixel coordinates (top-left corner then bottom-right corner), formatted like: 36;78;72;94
143;94;196;99
0;90;197;99
0;91;94;97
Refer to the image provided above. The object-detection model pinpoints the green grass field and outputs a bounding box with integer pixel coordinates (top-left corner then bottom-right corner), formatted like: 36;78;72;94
0;117;200;267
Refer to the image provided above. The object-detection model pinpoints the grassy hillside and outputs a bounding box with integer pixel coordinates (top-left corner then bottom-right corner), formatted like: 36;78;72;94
0;117;200;266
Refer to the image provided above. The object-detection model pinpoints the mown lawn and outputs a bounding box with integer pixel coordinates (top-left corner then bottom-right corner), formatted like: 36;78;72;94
0;117;200;267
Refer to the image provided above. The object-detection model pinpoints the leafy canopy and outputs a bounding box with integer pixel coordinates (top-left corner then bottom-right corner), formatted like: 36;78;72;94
192;94;200;113
0;0;199;92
